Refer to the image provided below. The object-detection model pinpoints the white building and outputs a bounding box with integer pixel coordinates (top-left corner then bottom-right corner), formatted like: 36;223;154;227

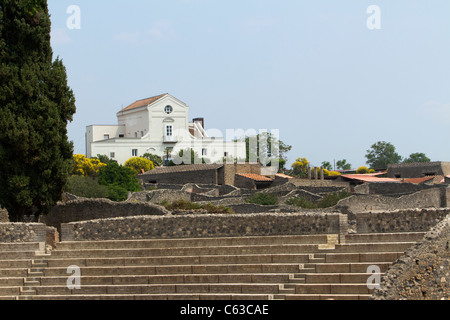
86;93;247;165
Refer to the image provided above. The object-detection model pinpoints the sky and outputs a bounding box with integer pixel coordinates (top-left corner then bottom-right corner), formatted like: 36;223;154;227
47;0;450;169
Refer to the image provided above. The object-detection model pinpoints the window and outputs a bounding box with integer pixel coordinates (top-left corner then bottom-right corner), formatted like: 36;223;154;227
110;152;115;158
132;149;138;157
164;105;173;114
202;149;207;156
166;125;173;137
104;134;110;140
119;134;124;138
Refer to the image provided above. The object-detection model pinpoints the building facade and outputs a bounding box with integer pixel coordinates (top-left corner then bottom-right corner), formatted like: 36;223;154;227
86;93;246;165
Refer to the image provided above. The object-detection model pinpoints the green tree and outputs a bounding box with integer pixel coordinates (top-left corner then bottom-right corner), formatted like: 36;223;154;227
321;161;333;171
142;153;163;167
336;159;352;170
403;152;431;164
97;162;142;201
365;141;402;170
0;1;76;221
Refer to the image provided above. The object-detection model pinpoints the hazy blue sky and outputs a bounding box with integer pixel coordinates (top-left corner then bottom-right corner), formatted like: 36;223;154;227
48;0;450;169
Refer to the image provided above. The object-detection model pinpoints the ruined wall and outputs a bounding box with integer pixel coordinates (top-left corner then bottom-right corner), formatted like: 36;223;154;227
0;208;8;223
41;198;170;231
0;223;48;243
140;168;219;185
372;213;450;300
60;212;345;241
354;182;427;196
356;208;450;233
387;162;450;178
336;188;443;218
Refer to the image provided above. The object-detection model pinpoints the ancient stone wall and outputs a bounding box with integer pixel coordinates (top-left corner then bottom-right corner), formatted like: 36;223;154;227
0;223;48;243
372;213;450;300
60;212;345;241
41;198;170;231
356;208;450;233
336;188;443;218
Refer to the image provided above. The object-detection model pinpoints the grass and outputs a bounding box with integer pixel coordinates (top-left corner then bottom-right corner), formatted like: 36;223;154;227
245;193;279;206
286;191;352;209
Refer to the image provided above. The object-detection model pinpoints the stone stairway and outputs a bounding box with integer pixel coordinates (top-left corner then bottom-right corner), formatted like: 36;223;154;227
0;232;426;300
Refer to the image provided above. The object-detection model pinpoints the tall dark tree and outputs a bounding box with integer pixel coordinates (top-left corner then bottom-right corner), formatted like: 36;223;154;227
0;0;76;221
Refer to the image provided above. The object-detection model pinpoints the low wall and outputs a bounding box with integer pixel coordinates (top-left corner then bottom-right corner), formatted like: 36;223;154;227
41;198;171;231
0;223;48;243
356;208;450;233
60;212;346;242
336;188;443;218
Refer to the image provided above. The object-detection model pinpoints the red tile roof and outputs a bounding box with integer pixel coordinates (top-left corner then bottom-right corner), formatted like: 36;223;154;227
120;93;168;112
237;173;273;182
403;177;435;184
341;174;400;183
275;173;294;179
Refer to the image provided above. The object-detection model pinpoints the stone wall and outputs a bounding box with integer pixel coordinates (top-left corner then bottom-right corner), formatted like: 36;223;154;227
372;213;450;300
387;161;450;178
60;212;346;242
41;198;170;231
355;208;450;233
0;223;48;243
336;188;443;219
354;182;428;196
0;208;8;222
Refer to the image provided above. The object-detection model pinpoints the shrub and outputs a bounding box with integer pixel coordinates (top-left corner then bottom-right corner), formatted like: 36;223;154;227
245;193;278;206
71;154;107;178
356;166;370;174
65;176;110;199
124;157;155;175
98;162;142;201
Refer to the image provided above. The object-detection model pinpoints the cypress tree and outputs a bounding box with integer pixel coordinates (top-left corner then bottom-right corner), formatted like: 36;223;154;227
0;0;76;221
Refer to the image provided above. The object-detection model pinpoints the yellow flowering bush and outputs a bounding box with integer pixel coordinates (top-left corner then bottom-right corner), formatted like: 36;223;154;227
71;154;106;178
291;157;310;177
124;157;155;175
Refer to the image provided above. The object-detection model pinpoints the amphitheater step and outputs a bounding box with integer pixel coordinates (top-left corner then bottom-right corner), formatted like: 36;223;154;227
294;283;375;295
45;253;318;268
17;293;275;300
54;235;332;250
282;294;372;300
32;283;283;296
345;232;426;244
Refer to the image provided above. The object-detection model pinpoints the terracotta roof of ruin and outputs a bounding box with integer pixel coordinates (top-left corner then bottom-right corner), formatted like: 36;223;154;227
140;164;223;175
341;174;400;183
119;93;169;112
403;176;435;184
236;173;273;182
275;173;294;179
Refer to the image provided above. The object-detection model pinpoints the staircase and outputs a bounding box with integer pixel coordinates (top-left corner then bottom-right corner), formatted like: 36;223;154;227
0;232;425;300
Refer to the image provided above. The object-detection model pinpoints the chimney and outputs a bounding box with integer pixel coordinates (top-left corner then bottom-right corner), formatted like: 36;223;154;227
193;118;205;129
